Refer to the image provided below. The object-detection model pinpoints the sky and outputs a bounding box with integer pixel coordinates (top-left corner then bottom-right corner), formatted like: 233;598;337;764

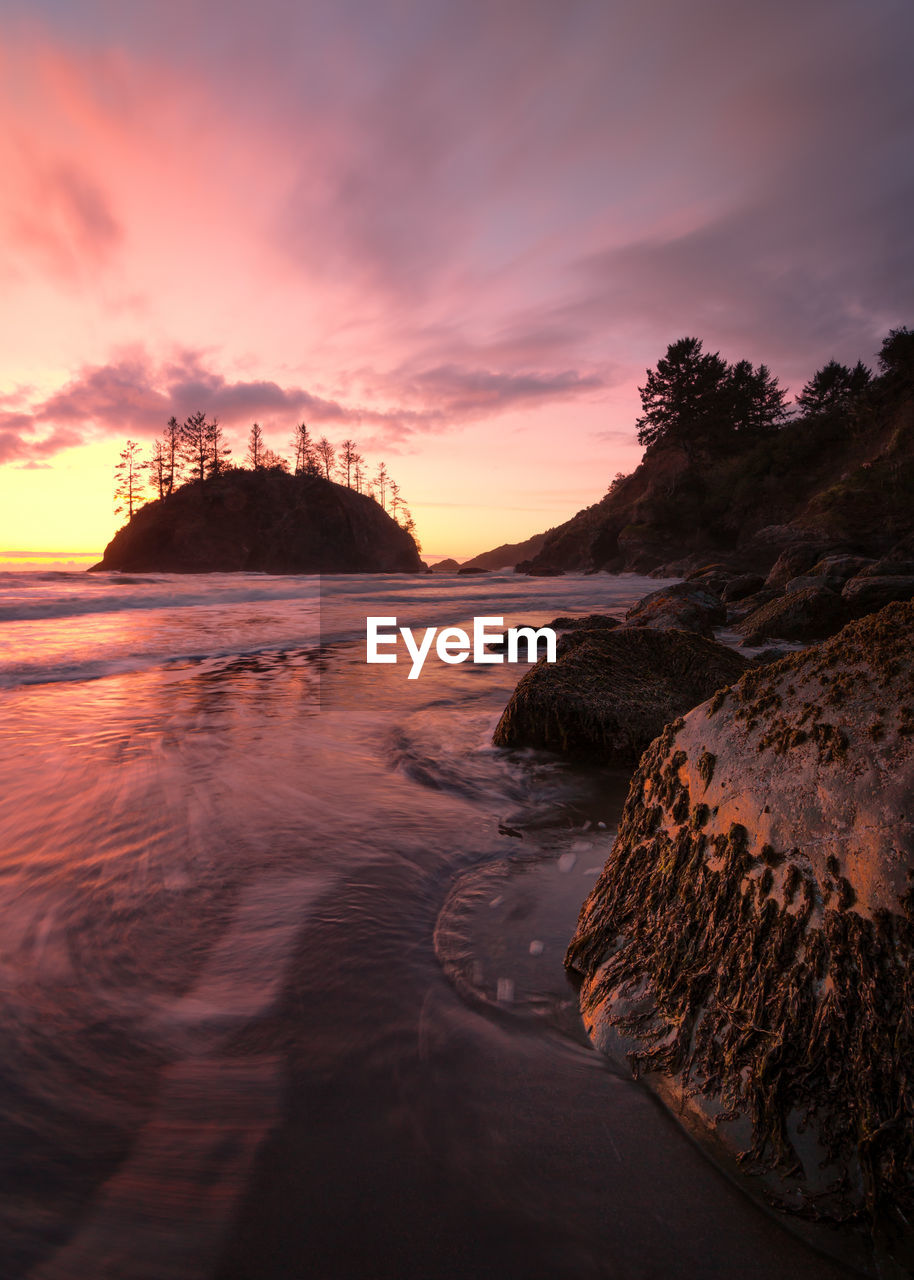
1;0;913;563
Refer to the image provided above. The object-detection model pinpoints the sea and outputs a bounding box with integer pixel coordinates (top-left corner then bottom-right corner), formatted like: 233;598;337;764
0;569;849;1280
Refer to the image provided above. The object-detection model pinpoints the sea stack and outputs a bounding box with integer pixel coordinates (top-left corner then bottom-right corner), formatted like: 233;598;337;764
90;470;423;573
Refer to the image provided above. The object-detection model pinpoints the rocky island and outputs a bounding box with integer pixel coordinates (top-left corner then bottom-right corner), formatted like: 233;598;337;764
90;468;423;574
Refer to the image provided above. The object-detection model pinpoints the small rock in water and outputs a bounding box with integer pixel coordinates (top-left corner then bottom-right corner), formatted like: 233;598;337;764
557;852;577;873
528;940;544;956
496;977;515;1003
597;822;607;829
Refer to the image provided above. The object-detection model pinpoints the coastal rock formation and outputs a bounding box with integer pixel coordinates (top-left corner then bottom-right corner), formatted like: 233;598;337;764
734;585;845;645
566;603;914;1243
623;582;726;636
842;574;914;615
429;558;461;573
492;628;747;764
90;470;423;574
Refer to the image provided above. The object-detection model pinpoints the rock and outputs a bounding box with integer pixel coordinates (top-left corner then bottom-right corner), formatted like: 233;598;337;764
492;627;748;765
724;587;782;623
429;558;461;573
547;615;621;631
735;586;845;645
522;566;565;577
89;469;423;574
841;574;914;614
565;602;914;1248
784;573;831;594
807;554;876;587
764;540;840;589
457;566;489;575
860;533;914;577
721;573;765;603
622;582;726;636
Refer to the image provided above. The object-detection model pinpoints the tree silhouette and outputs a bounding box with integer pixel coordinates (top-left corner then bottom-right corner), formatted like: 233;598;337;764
636;337;730;457
148;438;169;500
207;417;232;479
727;360;788;437
388;479;401;521
797;360;871;414
260;446;289;471
181;411;210;485
114;440;145;520
247;422;265;469
315;436;336;479
164;416;181;494
339;438;361;488
375;461;389;509
877;327;914;385
291;422;319;475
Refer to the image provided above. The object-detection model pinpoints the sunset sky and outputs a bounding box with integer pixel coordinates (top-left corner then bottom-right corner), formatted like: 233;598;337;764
2;0;913;564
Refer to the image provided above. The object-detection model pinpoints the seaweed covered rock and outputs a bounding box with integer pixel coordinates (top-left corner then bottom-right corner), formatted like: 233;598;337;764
566;602;914;1255
842;574;914;615
492;628;747;764
622;582;726;636
734;585;845;645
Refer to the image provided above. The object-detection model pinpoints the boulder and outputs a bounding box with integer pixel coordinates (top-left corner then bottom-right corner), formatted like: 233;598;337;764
622;582;726;636
547;614;621;631
764;540;839;589
721;573;765;603
492;627;748;765
807;554;876;587
565;603;914;1251
735;586;845;645
842;575;914;615
457;566;489;575
429;558;461;573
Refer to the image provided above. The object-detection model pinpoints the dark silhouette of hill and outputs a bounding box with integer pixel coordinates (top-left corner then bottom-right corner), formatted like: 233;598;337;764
90;469;423;573
519;338;914;576
459;530;550;571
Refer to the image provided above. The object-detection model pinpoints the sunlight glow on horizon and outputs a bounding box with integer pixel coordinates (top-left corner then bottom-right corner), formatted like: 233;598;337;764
2;2;912;560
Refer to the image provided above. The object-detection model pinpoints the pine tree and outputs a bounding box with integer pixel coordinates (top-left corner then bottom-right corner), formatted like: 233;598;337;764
148;438;169;500
339;439;360;488
206;417;232;479
291;422;315;475
727;360;788;437
375;461;389;509
114;440;146;520
315;436;336;480
635;337;730;457
247;422;265;469
797;360;872;414
164;416;181;494
181;411;210;485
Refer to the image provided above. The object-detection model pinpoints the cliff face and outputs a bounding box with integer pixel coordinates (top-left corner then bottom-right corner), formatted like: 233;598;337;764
519;392;914;575
90;470;423;573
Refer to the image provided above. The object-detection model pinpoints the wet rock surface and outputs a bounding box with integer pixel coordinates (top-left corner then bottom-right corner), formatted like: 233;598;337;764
622;582;726;636
565;603;914;1268
493;627;748;764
